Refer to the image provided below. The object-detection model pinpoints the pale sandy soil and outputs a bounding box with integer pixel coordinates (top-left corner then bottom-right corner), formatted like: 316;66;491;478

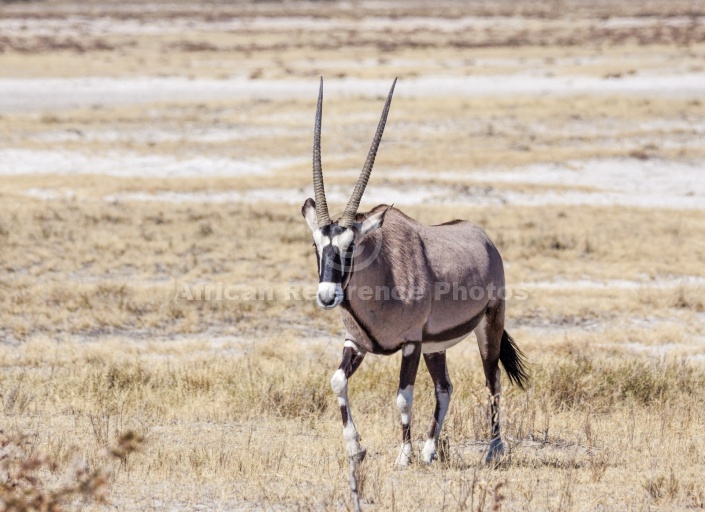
1;1;705;510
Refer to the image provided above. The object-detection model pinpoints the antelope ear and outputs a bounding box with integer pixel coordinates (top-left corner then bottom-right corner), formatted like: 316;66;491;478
355;205;392;239
301;198;318;233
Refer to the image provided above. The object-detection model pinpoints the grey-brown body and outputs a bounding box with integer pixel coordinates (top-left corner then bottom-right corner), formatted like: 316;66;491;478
341;206;504;356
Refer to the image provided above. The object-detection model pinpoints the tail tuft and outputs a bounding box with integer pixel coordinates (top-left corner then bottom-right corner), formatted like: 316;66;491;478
499;330;529;389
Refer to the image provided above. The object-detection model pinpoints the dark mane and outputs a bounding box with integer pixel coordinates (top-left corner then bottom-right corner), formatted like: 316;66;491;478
434;219;464;226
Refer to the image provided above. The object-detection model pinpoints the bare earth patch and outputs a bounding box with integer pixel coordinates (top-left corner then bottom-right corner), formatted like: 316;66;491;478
1;0;705;510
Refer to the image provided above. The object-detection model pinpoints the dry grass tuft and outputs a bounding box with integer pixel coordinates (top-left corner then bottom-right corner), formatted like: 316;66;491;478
1;0;705;509
536;356;705;410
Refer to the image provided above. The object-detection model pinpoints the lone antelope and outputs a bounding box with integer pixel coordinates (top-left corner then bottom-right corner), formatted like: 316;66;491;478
301;78;528;465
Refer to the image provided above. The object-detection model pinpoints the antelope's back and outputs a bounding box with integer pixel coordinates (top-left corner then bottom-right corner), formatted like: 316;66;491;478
418;218;506;335
357;207;505;293
422;219;505;290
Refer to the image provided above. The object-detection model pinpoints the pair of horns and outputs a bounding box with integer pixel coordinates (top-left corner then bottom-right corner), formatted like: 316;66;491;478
312;77;397;228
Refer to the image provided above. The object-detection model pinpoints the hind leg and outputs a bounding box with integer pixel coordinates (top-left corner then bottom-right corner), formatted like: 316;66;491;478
421;350;453;464
474;303;505;463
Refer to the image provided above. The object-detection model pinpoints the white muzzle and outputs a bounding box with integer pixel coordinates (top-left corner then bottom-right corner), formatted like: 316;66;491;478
317;282;344;309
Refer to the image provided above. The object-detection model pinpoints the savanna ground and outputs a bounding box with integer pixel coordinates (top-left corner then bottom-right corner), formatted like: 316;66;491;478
1;0;705;510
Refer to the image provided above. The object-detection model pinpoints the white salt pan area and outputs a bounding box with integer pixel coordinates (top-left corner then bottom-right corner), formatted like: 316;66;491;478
72;157;705;210
0;149;303;178
2;74;705;113
520;276;705;290
0;15;697;37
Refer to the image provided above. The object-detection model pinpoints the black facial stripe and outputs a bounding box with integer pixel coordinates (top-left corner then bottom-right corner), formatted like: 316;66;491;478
313;244;321;275
320;245;344;283
315;224;355;284
320;247;355;281
339;248;353;274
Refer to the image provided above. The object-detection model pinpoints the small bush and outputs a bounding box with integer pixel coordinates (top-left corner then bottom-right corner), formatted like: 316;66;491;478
0;430;142;511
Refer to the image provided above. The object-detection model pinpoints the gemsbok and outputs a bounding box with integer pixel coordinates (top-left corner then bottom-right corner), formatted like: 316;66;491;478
301;78;528;467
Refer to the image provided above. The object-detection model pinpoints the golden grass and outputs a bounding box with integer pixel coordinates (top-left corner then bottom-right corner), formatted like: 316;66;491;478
0;196;704;509
2;0;705;509
2;337;705;510
1;199;704;340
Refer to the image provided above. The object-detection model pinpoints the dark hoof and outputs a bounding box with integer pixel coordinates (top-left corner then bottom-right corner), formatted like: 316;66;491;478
485;438;505;464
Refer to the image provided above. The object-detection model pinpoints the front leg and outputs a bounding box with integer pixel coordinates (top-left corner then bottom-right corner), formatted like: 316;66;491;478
331;340;367;460
396;342;421;466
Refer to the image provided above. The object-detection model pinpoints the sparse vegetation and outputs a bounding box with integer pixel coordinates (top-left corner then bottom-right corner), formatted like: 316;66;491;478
1;0;705;509
0;430;142;511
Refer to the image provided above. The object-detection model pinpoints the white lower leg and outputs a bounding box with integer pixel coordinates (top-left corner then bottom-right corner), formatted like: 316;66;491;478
331;369;364;457
395;384;414;465
342;419;362;458
422;438;437;463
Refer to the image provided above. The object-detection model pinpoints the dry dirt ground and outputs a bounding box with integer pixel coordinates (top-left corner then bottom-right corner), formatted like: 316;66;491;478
1;1;705;510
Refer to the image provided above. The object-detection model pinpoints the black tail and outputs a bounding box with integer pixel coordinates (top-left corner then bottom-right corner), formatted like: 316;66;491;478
499;330;529;389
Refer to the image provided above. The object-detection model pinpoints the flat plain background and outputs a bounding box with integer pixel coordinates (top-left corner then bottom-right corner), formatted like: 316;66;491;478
1;1;705;509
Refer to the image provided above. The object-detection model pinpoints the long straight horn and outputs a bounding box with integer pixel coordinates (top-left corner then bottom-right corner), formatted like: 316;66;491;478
339;78;397;228
313;77;331;227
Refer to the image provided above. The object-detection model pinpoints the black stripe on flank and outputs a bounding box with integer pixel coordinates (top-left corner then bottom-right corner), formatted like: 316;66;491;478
422;308;486;342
